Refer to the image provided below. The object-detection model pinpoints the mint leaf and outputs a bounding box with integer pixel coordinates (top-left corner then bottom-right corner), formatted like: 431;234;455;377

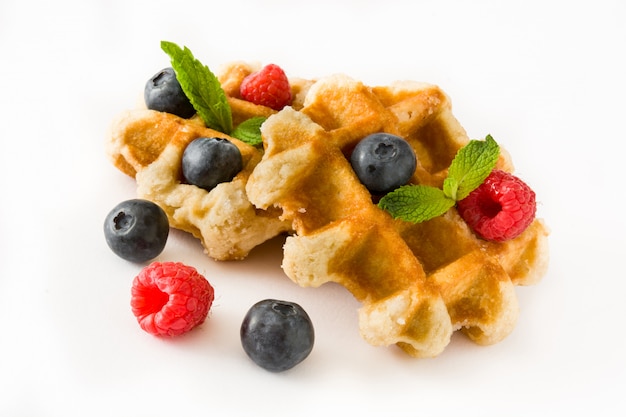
443;134;500;201
378;185;456;223
231;116;266;146
378;135;501;224
161;41;233;134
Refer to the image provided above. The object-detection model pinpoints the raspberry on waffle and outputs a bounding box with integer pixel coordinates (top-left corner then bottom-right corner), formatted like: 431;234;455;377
246;74;549;357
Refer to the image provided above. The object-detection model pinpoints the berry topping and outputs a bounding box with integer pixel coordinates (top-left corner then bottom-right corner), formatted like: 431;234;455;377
181;137;243;191
350;133;417;195
240;299;315;372
457;169;536;242
240;64;292;110
131;262;214;337
144;67;196;118
104;199;169;263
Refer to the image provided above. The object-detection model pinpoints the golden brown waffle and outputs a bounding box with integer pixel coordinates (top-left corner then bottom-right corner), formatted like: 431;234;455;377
246;74;549;357
105;62;313;260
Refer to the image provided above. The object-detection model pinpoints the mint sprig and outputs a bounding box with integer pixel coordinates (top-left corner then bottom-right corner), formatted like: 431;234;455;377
160;41;265;146
380;185;456;221
378;135;500;223
443;134;500;201
231;116;267;146
161;41;233;134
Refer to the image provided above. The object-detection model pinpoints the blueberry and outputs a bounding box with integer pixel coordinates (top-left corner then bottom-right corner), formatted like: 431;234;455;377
350;133;417;194
104;199;169;263
182;137;243;191
144;67;196;118
240;299;315;372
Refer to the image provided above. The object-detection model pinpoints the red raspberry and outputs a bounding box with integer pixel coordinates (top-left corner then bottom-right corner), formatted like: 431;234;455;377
240;64;292;110
130;261;214;337
457;170;536;242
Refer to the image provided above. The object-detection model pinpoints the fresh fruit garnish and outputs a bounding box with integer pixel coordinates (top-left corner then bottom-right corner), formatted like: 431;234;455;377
131;261;214;337
240;64;292;111
159;41;265;146
350;133;417;194
182;137;243;191
379;135;500;223
240;299;315;372
379;135;537;241
104;199;169;263
457;169;536;241
144;67;196;119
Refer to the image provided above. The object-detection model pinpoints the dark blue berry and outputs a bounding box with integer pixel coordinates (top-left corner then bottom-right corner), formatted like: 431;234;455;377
104;199;169;263
350;133;417;194
182;137;243;191
240;299;315;372
144;67;196;118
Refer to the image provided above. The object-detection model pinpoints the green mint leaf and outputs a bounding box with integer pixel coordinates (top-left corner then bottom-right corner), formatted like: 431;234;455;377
442;176;459;201
231;117;266;146
160;41;233;134
378;185;456;223
443;134;500;201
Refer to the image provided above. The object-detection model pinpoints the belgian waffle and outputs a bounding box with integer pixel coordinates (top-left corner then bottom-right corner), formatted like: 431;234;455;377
105;62;313;260
246;74;549;357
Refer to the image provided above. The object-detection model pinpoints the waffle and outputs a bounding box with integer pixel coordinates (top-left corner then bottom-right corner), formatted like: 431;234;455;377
246;74;549;357
105;62;313;260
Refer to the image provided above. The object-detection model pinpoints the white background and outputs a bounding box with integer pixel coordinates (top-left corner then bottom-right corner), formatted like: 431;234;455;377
1;0;624;415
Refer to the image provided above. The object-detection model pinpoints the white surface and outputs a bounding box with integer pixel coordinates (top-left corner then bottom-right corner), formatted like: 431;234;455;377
1;0;624;415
